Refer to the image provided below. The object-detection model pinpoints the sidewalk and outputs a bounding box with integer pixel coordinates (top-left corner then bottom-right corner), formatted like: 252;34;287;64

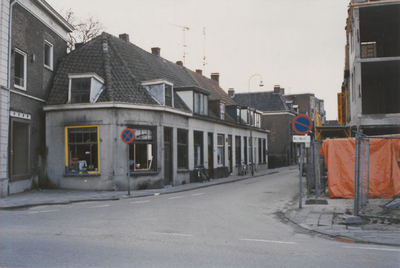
1;166;399;247
285;194;400;247
0;166;287;210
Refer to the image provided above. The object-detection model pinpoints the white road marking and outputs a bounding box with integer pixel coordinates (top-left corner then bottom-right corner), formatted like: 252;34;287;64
240;238;298;245
342;246;400;252
89;204;110;208
28;210;59;214
192;193;205;196
153;232;193;237
131;200;151;204
168;196;185;200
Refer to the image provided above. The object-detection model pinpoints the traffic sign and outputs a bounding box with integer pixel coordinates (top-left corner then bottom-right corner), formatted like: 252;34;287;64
292;114;313;135
293;135;310;143
121;128;135;144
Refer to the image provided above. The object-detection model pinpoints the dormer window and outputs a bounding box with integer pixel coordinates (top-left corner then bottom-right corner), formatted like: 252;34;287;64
220;102;225;120
68;73;104;104
142;79;174;107
194;92;208;115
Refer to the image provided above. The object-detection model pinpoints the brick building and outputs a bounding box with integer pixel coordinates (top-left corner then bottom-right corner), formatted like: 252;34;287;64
0;0;73;196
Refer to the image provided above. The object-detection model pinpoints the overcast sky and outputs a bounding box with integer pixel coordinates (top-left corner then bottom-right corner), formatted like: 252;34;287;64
47;0;350;120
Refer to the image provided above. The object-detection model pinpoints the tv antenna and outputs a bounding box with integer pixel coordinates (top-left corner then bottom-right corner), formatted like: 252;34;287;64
203;27;207;73
170;23;189;65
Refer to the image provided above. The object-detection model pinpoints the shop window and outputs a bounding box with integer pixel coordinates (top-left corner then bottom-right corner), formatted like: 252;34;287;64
177;129;188;169
14;48;27;90
235;136;241;165
44;40;53;70
217;134;224;166
129;128;156;171
65;126;99;174
194;131;203;167
69;73;104;103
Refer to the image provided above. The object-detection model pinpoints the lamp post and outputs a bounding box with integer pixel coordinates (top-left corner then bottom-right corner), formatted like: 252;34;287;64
248;74;264;176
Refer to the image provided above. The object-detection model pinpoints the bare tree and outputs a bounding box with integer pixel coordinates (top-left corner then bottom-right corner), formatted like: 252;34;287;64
65;9;103;51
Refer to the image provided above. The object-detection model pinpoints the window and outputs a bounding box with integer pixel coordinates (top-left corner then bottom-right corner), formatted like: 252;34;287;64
194;131;203;167
203;95;208;115
258;138;262;163
235;136;241;165
243;136;247;164
14;48;27;90
69;73;104;103
194;92;208;115
217;134;224;166
143;80;174;107
129;128;156;171
44;41;53;70
220;103;225;120
66;126;99;174
177;129;188;169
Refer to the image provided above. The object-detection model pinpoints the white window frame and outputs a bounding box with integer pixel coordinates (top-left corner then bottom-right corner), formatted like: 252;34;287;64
44;40;53;70
68;73;105;103
220;102;225;120
217;134;225;166
142;79;174;107
14;48;27;91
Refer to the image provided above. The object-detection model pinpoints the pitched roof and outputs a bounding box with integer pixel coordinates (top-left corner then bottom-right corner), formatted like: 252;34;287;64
187;70;236;106
232;91;289;112
47;32;237;115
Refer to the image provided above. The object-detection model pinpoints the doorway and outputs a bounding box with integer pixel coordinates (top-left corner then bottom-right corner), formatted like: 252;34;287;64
164;128;172;186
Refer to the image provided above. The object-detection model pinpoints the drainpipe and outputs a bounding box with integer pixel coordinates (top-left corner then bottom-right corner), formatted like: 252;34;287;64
5;0;17;195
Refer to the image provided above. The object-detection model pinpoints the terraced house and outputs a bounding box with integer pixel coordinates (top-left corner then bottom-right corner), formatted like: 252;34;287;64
0;0;73;196
44;32;268;191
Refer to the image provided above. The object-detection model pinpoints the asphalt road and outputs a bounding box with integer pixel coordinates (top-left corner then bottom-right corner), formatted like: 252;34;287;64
1;169;400;267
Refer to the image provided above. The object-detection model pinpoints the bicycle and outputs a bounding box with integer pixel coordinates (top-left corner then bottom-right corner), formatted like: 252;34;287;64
195;166;210;182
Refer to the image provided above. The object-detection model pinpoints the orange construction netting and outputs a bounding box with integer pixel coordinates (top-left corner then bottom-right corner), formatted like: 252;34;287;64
320;138;400;199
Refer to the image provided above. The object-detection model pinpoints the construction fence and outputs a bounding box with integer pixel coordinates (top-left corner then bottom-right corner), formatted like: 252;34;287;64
354;133;400;220
304;139;327;200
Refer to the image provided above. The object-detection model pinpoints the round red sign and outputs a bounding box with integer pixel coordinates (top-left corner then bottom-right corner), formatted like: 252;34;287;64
121;128;135;144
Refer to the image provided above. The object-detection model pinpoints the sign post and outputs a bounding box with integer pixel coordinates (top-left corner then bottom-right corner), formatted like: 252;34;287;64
121;128;135;195
292;114;313;208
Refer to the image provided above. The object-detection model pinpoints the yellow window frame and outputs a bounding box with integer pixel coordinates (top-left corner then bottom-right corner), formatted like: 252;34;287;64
65;125;100;174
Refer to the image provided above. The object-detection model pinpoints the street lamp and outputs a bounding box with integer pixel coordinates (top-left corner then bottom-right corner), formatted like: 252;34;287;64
248;74;264;176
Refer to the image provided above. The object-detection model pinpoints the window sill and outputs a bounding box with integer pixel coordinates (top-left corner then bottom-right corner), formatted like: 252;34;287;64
130;171;159;176
177;169;190;173
64;173;101;177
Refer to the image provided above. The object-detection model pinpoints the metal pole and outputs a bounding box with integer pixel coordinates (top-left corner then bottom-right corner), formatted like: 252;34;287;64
127;144;130;195
354;133;360;215
248;74;263;176
299;143;303;208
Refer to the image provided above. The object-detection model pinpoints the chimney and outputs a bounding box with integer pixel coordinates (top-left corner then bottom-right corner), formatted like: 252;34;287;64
151;47;161;56
196;69;202;75
176;61;183;66
75;42;84;50
211;73;219;84
274;85;285;95
119;33;130;42
228;88;235;98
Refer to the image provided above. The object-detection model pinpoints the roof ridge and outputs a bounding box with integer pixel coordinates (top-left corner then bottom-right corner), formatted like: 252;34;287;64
101;33;114;101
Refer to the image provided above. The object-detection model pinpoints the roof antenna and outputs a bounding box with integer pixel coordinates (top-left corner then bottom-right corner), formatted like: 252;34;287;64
170;23;189;65
203;27;207;74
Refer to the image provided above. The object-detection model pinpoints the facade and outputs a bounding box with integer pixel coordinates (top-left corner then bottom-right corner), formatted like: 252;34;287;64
285;93;326;125
0;0;73;196
44;32;268;191
231;86;297;168
340;0;400;135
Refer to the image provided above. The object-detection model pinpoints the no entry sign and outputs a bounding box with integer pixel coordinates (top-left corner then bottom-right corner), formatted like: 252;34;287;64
121;128;135;144
292;114;313;135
